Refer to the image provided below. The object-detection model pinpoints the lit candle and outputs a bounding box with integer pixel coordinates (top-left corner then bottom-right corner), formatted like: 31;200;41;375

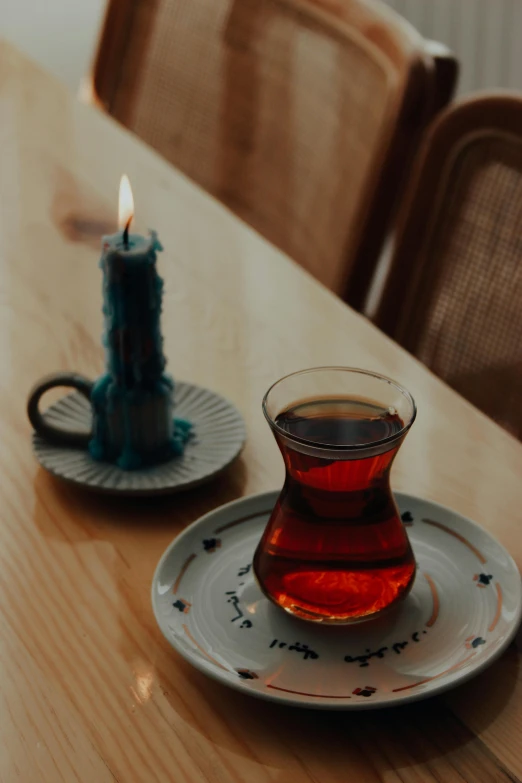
89;176;192;469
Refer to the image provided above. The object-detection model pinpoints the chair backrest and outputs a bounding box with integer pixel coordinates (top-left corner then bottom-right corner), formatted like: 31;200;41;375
91;0;456;305
375;94;522;439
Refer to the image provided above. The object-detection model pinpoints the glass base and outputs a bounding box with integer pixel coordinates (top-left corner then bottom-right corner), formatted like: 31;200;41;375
253;560;417;625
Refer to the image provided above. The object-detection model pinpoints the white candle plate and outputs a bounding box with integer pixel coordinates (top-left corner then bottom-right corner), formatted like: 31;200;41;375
32;382;246;495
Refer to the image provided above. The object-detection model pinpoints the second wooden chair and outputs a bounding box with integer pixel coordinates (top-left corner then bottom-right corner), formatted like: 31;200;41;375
375;94;522;439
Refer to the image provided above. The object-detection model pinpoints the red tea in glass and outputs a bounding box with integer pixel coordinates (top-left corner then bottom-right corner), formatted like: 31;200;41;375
253;368;417;624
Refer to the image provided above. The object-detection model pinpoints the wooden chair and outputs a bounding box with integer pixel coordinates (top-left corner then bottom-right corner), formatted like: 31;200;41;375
90;0;456;307
375;94;522;439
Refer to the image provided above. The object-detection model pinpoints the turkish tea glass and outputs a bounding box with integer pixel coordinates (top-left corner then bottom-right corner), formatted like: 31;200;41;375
253;367;417;624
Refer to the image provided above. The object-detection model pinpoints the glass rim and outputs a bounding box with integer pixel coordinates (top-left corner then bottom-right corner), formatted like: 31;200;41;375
262;366;417;452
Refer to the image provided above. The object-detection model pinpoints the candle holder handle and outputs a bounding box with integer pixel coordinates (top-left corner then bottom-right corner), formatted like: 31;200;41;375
27;372;94;448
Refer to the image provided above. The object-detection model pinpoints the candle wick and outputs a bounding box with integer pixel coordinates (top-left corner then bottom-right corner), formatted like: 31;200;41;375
123;216;132;249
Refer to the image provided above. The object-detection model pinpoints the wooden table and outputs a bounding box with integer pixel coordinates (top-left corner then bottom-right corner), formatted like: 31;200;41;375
1;40;522;783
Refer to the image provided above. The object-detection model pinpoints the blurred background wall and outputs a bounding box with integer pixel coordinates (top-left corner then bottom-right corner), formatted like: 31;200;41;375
2;0;106;90
3;0;522;95
382;0;522;94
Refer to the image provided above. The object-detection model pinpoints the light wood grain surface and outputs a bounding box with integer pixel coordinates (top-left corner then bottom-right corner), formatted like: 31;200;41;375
1;40;522;783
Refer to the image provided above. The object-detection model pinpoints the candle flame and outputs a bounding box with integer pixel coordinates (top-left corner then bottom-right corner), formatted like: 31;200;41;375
118;174;134;232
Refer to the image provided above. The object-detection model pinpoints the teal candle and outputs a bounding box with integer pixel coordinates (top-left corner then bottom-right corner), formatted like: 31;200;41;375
89;178;191;469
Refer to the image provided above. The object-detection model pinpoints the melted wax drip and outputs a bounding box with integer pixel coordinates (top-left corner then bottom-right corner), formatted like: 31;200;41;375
89;231;192;469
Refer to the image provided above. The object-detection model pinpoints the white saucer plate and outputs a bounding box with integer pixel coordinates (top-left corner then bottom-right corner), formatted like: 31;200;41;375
152;491;522;709
32;382;246;496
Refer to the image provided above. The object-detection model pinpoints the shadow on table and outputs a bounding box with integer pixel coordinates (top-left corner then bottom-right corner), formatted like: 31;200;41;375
158;633;520;780
32;455;249;534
